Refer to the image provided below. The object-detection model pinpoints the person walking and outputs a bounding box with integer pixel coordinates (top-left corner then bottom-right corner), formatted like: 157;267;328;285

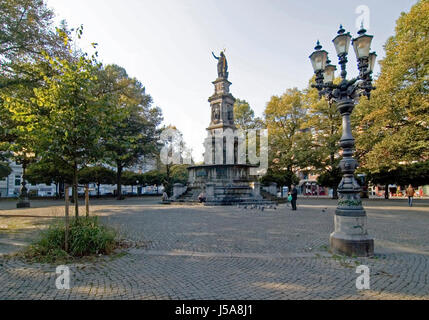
290;184;298;211
406;184;415;207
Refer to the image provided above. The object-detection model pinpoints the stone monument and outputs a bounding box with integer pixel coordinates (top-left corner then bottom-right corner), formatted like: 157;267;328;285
173;51;271;206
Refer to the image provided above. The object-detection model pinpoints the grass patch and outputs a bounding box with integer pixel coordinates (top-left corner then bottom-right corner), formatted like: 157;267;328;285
20;217;118;263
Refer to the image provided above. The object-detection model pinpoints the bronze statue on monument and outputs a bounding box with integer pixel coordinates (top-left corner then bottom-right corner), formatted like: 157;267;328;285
212;50;228;79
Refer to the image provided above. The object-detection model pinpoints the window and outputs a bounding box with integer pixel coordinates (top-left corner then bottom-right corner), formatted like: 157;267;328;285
15;177;21;186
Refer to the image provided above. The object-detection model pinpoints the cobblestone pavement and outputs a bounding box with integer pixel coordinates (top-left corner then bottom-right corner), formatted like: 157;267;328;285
0;197;428;299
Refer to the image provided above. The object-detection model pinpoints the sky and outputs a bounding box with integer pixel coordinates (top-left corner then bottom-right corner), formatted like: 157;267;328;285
45;0;417;162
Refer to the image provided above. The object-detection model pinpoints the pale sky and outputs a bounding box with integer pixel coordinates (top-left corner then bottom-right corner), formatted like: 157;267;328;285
45;0;416;162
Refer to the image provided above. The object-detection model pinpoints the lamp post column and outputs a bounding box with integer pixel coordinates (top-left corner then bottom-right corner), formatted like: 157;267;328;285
330;97;373;256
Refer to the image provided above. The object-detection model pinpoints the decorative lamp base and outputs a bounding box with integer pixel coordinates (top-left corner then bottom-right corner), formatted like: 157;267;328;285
330;210;374;256
330;233;374;257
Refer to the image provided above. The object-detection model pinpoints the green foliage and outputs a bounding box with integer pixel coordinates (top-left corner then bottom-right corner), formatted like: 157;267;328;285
264;88;314;175
0;0;68;85
151;164;187;197
233;98;263;130
143;170;165;186
316;167;342;189
156;125;191;196
365;160;429;187
170;165;189;184
0;1;70;164
99;64;163;199
2;26;114;212
23;217;117;263
0;162;12;179
30;56;106;166
304;78;342;175
354;0;429;170
79;166;115;185
121;171;141;186
26;159;72;185
260;169;299;187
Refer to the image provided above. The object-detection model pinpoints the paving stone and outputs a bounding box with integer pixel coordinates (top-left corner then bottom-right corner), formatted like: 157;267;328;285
0;198;428;299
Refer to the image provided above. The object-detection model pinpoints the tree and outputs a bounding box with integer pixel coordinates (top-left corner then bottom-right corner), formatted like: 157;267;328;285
26;158;73;197
100;64;162;200
354;0;429;171
260;168;299;188
233;99;263;130
364;160;429;198
264;88;313;183
143;170;165;194
170;164;189;185
0;162;11;180
316;167;342;197
304;78;343;198
0;0;70;89
3;28;111;216
0;1;71;173
121;171;140;194
404;161;429;187
79;166;115;197
157;125;193;196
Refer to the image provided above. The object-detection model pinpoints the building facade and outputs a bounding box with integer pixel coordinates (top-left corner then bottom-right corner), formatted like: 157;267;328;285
0;158;160;198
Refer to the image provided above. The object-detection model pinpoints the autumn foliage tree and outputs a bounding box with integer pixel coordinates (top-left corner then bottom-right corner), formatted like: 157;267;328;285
354;0;429;171
264;88;315;183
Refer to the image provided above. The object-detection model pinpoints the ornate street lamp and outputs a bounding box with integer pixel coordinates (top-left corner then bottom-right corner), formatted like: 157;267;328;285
14;150;35;208
323;57;337;84
309;25;377;257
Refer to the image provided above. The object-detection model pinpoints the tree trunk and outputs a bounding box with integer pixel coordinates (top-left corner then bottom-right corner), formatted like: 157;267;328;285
85;184;89;217
97;183;100;198
73;161;79;217
64;185;70;252
385;184;389;199
71;184;75;203
116;163;123;200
